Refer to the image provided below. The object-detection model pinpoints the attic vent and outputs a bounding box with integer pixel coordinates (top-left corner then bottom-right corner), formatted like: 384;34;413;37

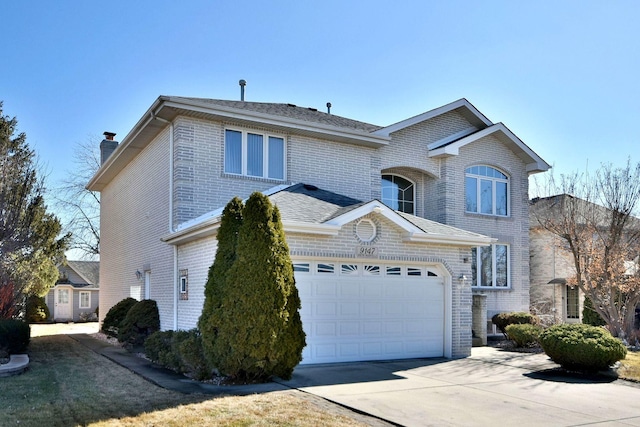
356;219;377;243
308;107;317;112
287;103;297;108
303;184;318;191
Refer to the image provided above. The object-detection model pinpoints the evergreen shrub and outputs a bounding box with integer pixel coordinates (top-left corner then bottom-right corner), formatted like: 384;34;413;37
26;295;49;323
203;193;305;381
505;323;542;347
102;297;137;337
538;323;627;371
0;319;30;354
118;299;160;347
582;297;606;327
492;312;539;337
144;329;209;380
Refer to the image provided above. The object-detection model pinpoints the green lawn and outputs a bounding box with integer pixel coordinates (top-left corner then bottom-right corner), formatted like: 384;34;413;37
1;335;366;427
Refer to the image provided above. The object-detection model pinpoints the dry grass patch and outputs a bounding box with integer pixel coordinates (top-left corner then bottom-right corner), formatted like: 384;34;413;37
89;393;365;426
617;350;640;382
1;334;370;426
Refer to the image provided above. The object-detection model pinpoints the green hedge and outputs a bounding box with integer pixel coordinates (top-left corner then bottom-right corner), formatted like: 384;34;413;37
102;297;137;337
0;319;30;354
538;323;626;371
505;324;542;347
492;312;538;336
144;329;209;380
118;299;160;347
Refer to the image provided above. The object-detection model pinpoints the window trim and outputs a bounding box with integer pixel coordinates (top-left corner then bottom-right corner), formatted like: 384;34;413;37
224;128;286;180
465;165;509;217
381;173;416;215
79;291;91;309
471;243;510;289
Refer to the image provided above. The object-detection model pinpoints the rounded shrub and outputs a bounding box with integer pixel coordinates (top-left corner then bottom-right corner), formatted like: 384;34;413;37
505;323;542;347
0;319;30;354
26;295;50;323
538;323;627;372
102;297;138;337
118;299;160;347
492;312;538;336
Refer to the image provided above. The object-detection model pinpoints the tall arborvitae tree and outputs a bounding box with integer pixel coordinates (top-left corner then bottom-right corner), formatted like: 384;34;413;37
0;102;68;318
198;196;244;367
213;192;305;381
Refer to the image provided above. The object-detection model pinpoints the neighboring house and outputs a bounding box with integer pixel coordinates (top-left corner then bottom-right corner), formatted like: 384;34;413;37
530;194;640;326
529;208;580;325
88;96;549;364
46;260;100;322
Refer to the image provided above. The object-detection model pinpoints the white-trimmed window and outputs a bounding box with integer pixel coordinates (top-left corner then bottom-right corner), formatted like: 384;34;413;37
471;244;509;288
381;174;415;214
79;291;91;309
179;269;188;300
465;166;509;216
224;129;285;180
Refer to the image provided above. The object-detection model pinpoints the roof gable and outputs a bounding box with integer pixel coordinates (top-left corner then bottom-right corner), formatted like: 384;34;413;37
373;98;493;137
428;123;551;174
162;184;492;247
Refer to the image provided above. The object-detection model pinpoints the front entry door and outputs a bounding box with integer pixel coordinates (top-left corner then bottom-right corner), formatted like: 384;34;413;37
55;288;72;320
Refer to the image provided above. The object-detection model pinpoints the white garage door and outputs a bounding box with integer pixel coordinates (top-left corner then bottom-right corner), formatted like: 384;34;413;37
294;261;446;364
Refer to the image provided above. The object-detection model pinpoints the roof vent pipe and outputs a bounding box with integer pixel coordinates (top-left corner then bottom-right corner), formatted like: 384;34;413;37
326;102;331;114
239;79;246;101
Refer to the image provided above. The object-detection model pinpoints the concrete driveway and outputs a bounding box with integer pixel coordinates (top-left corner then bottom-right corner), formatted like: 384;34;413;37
279;347;640;427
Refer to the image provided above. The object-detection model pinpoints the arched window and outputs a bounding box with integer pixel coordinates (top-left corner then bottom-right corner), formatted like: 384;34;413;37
465;166;509;216
381;174;414;214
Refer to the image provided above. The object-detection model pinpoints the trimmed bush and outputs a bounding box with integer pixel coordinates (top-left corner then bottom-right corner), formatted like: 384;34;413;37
144;329;210;380
538;323;627;371
0;319;30;354
118;299;160;347
102;297;137;337
505;324;542;347
492;312;538;337
582;296;606;327
26;295;49;323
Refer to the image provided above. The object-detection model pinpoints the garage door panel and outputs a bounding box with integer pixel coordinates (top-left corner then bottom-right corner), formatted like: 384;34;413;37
316;302;337;316
296;263;446;364
339;302;360;316
362;321;382;335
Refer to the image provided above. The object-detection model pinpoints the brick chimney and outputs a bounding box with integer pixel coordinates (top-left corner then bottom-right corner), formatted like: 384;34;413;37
100;132;118;165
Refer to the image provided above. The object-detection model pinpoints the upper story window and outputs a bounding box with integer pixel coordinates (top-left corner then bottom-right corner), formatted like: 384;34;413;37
465;166;509;216
381;174;415;214
225;129;285;180
471;243;509;288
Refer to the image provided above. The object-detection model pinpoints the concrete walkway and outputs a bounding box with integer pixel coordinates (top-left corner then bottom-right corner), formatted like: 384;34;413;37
68;329;640;426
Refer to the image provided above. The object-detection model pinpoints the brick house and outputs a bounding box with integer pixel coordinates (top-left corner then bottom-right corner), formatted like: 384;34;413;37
88;96;549;363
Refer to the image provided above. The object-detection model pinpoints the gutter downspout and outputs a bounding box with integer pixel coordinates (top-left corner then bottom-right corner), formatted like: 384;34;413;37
152;111;178;330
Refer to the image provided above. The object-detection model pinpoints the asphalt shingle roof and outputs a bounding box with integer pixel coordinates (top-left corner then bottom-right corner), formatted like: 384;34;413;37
270;183;365;224
64;260;100;288
172;97;383;133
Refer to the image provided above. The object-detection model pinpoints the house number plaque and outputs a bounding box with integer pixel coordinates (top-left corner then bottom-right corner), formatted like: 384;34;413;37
356;246;378;257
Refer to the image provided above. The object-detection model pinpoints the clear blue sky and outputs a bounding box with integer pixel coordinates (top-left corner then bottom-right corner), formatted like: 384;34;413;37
2;1;639;200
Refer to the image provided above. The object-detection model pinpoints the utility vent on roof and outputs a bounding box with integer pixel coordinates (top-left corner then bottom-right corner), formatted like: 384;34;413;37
287;103;297;107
